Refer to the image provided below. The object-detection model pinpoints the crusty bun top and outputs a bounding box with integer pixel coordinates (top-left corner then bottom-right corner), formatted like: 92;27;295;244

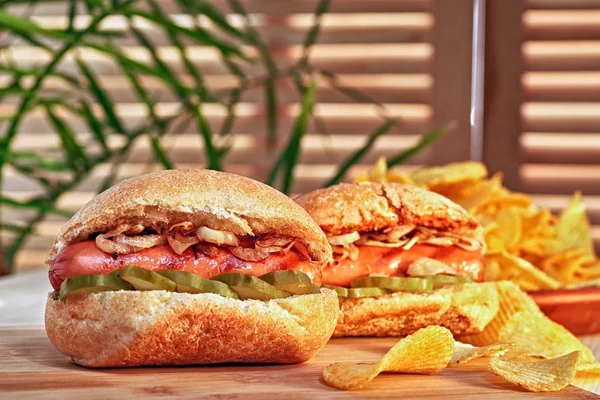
46;169;331;265
295;182;479;235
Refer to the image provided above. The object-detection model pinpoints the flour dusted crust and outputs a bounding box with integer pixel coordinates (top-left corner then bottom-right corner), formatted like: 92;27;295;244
334;283;499;337
45;289;339;367
295;182;479;236
46;169;331;266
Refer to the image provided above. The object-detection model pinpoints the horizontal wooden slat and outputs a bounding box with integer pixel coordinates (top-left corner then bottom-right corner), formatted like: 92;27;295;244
524;10;600;40
521;164;600;194
0;74;432;105
1;43;432;75
521;132;600;164
0;102;432;136
521;102;600;132
5;0;431;17
523;72;600;102
523;41;600;71
526;0;600;10
5;14;431;47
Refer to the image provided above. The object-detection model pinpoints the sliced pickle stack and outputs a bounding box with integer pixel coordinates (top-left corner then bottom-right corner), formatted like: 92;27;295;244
55;267;320;301
212;273;290;300
158;270;239;299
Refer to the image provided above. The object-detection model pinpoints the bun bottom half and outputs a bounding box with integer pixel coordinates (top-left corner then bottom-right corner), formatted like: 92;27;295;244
45;290;338;367
334;282;499;337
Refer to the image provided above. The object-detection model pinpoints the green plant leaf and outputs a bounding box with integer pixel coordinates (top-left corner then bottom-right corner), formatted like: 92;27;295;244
149;135;174;169
0;196;72;218
5;151;71;172
177;0;245;39
325;119;396;187
124;8;246;59
0;65;80;87
0;222;28;234
267;77;317;193
76;57;126;135
298;0;330;67
45;104;91;172
387;128;445;167
265;79;277;152
0;10;69;40
79;100;110;154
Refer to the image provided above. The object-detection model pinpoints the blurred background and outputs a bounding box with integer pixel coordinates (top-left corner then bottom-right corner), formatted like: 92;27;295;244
1;0;599;275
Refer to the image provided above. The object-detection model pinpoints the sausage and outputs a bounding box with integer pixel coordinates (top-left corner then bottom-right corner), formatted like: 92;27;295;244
322;244;485;287
50;241;321;290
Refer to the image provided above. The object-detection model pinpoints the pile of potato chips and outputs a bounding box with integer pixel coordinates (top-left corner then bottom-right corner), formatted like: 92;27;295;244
354;158;600;290
322;281;600;392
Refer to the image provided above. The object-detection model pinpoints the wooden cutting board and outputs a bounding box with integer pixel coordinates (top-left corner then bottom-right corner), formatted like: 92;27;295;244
0;327;598;399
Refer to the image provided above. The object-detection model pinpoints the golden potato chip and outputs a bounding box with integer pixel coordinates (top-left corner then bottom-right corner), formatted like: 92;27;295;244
485;252;561;290
540;248;600;285
577;362;600;374
321;326;454;390
499;310;595;362
554;191;594;255
449;342;514;366
409;162;488;187
489;351;581;392
456;281;540;346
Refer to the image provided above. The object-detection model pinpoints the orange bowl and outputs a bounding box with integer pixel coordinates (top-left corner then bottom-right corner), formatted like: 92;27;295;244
528;287;600;335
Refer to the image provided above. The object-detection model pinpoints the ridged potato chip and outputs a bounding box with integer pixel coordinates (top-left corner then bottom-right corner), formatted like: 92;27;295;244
577;362;600;374
321;326;454;390
449;342;514;366
499;310;595;362
489;351;582;392
485;253;561;291
456;281;540;347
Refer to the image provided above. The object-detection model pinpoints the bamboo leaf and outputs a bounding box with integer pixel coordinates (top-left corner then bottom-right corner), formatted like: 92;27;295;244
298;0;330;67
0;10;69;41
227;0;274;69
220;85;244;136
67;0;77;33
124;8;246;59
0;196;72;218
387;128;445;167
0;64;80;87
79;100;110;154
76;57;126;135
177;0;245;39
6;151;71;172
325;119;396;187
149;135;174;169
267;77;317;193
45;105;91;172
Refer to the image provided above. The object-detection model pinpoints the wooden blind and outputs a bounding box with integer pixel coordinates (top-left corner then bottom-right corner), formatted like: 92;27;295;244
1;0;476;272
484;0;600;254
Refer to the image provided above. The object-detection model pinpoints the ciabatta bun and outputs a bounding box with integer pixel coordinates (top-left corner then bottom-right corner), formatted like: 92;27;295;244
334;283;498;337
295;182;479;236
46;169;331;266
46;289;338;367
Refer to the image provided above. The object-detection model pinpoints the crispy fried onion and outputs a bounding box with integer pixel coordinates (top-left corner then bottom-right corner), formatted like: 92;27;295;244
327;231;360;246
167;221;199;255
96;224;166;255
196;226;239;247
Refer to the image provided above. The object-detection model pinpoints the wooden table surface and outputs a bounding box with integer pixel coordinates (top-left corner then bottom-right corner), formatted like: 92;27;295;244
1;270;600;399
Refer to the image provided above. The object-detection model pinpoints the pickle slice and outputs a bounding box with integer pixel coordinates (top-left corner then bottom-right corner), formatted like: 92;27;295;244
211;273;290;300
258;270;314;295
59;274;133;300
115;265;176;291
346;287;390;298
430;275;473;288
158;270;239;299
322;284;349;298
351;276;433;292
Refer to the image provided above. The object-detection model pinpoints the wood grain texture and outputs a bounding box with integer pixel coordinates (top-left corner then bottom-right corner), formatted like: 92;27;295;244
0;327;597;399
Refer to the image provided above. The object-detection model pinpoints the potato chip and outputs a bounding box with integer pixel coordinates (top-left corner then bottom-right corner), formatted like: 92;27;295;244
321;326;454;390
456;281;541;346
499;310;595;362
449;342;514;366
489;351;581;392
485;253;561;290
409;162;488;187
554;191;594;255
577;362;600;374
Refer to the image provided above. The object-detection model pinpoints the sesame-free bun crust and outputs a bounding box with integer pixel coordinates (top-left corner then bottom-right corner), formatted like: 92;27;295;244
45;289;338;367
46;169;331;265
295;182;478;235
334;283;499;337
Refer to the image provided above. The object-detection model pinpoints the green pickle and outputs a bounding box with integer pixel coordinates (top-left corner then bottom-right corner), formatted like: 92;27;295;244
158;270;239;299
115;265;177;291
351;276;433;292
212;273;290;300
258;270;314;295
59;274;133;300
322;284;349;298
346;287;390;298
430;275;473;288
